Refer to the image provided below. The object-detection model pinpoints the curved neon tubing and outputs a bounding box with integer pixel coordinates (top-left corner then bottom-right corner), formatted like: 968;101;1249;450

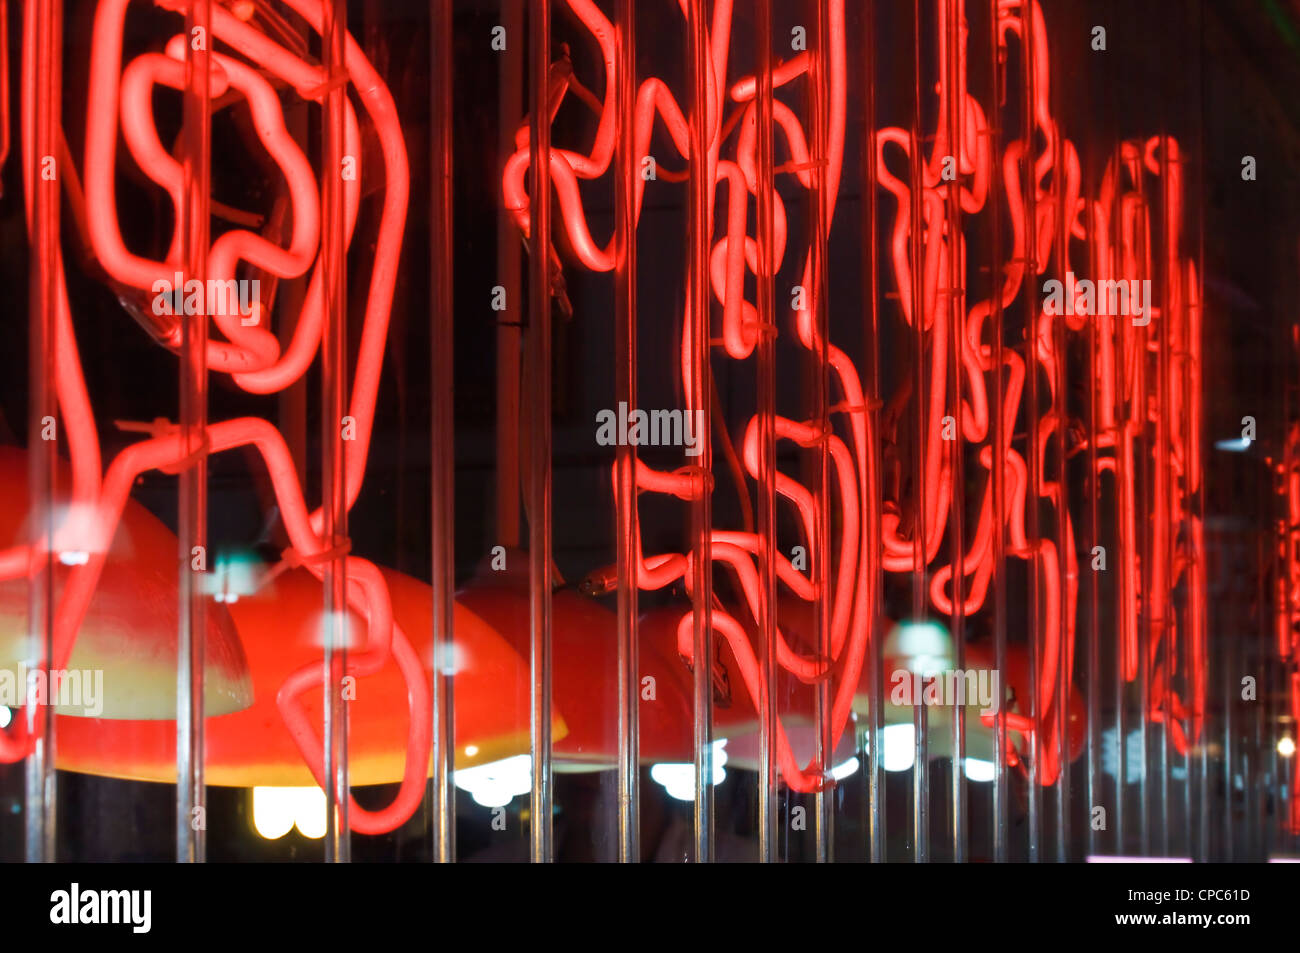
504;0;1205;789
7;0;422;834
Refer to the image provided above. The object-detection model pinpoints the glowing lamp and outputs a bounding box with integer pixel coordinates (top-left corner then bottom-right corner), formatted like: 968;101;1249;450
252;786;326;840
650;739;728;801
54;564;565;786
453;754;533;808
0;447;250;718
884;619;954;676
851;626;1086;780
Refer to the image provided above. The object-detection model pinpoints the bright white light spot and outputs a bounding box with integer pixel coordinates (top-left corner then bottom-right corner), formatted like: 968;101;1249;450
252;787;327;840
464;744;479;757
1088;855;1190;863
830;757;860;780
46;504;109;557
252;787;296;840
860;734;993;779
454;754;532;808
0;707;10;729
433;642;465;676
896;621;948;656
312;610;355;650
1100;727;1146;781
292;787;327;839
882;723;916;772
205;551;264;601
651;739;728;801
1214;437;1252;452
1279;736;1297;758
885;620;952;676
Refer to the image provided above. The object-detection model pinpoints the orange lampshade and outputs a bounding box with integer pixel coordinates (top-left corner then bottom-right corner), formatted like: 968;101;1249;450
0;446;250;718
55;564;566;785
634;602;761;744
457;581;747;767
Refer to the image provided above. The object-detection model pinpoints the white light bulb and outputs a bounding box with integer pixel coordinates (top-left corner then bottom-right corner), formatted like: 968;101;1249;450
252;787;296;840
882;723;916;772
293;787;328;839
454;754;532;808
252;787;328;840
651;739;728;801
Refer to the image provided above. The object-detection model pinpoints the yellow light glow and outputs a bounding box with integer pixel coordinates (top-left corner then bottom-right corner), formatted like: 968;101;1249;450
1279;737;1297;758
464;744;479;757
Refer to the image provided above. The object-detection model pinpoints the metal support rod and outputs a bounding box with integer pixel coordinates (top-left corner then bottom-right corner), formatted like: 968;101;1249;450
1021;0;1041;863
1156;136;1174;859
177;0;212;865
24;0;61;866
1133;168;1151;860
859;0;885;865
430;0;457;865
527;0;554;865
943;0;967;864
1194;13;1210;857
686;0;714;864
1085;174;1102;860
1050;6;1070;865
1222;553;1233;860
987;0;1009;863
320;0;350;863
613;0;640;864
1109;131;1127;855
808;0;834;866
909;0;928;864
754;0;779;866
497;0;524;549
